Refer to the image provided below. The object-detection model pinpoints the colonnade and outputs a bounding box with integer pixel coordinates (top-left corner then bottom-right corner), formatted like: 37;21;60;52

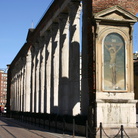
10;1;83;116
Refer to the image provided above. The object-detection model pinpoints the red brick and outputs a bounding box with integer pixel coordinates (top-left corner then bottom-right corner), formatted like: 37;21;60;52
93;0;138;15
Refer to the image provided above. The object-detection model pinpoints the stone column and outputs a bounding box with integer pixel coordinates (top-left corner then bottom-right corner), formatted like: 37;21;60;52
10;78;14;111
31;49;36;113
40;43;46;113
18;71;21;111
35;45;40;113
16;70;20;111
17;71;20;111
14;72;17;111
16;73;19;111
59;13;70;114
11;72;13;110
11;77;14;111
25;48;31;112
23;64;26;112
15;75;17;111
68;1;81;115
22;66;25;112
51;23;60;113
20;68;23;112
18;66;21;111
17;74;19;111
18;70;21;111
45;31;52;114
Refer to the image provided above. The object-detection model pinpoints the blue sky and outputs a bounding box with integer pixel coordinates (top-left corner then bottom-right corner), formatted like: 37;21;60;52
133;18;138;52
0;1;138;69
0;0;53;69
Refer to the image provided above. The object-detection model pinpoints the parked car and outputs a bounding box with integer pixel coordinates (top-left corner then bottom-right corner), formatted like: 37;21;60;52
3;107;6;113
2;107;6;114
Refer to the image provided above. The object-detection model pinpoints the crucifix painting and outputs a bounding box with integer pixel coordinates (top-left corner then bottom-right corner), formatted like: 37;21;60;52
103;33;126;90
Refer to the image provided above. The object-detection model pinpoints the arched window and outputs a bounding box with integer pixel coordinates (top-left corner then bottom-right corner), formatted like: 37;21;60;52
103;33;126;90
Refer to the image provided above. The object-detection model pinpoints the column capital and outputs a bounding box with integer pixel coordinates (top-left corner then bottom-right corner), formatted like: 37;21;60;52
51;22;59;30
59;13;69;31
43;30;52;46
68;1;82;21
59;13;68;20
26;49;31;63
51;22;60;42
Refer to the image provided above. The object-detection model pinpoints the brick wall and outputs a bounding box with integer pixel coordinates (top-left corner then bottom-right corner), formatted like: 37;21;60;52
93;0;138;15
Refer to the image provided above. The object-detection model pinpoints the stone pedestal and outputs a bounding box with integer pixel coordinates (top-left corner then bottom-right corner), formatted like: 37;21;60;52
96;92;137;128
92;6;138;137
95;92;138;138
97;101;137;128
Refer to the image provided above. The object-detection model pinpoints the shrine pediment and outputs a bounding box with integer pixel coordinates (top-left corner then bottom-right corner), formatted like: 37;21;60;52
94;6;138;23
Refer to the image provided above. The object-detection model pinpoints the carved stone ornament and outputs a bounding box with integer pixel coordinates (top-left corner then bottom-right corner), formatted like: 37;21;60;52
94;5;138;23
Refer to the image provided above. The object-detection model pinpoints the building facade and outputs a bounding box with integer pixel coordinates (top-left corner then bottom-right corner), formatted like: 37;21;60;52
7;0;138;137
0;70;7;107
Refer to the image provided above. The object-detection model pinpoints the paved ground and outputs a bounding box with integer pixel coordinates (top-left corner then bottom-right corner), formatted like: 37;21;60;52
0;115;138;138
0;116;85;138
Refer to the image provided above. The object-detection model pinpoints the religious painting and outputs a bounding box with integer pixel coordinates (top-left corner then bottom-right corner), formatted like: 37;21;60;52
103;33;126;90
